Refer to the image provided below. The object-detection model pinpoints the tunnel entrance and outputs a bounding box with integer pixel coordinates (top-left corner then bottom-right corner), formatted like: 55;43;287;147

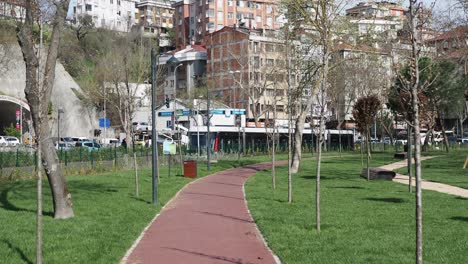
0;95;31;138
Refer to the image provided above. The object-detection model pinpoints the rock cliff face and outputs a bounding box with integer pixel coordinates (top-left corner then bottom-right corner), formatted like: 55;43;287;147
0;45;97;138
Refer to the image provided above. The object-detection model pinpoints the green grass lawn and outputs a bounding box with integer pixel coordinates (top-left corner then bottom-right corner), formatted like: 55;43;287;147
245;153;468;264
395;149;468;189
0;158;264;264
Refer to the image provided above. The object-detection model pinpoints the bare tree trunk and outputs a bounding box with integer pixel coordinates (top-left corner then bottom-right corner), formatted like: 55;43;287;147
412;94;423;264
366;129;371;181
337;120;342;157
18;0;74;219
409;2;423;262
316;106;324;233
291;112;308;173
272;105;276;190
439;114;450;152
36;141;42;264
423;127;433;152
134;152;139;197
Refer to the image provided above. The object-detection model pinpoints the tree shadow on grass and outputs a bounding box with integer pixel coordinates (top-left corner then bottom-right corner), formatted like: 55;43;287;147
328;186;366;190
450;216;468;222
0;186;54;217
456;196;468;201
364;197;407;203
1;239;32;264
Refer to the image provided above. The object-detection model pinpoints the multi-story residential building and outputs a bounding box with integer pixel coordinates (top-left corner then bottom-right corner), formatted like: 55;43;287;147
136;0;174;46
173;0;282;50
172;0;191;49
0;0;25;21
426;26;468;74
346;1;407;40
158;44;207;100
346;1;406;20
206;25;289;123
72;0;137;32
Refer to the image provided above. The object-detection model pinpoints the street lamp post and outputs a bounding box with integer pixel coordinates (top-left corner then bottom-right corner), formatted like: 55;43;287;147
173;63;183;173
57;107;64;148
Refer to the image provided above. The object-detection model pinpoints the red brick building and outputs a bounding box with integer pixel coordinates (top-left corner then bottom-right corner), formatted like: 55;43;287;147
206;26;289;122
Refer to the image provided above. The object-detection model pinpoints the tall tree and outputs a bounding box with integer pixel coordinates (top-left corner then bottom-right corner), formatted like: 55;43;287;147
352;95;381;180
16;0;74;219
284;0;350;174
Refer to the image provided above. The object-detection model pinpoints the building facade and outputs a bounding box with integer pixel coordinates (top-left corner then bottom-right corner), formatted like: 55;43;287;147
158;44;207;100
173;0;282;49
0;0;25;20
136;0;175;46
206;26;289;123
72;0;137;32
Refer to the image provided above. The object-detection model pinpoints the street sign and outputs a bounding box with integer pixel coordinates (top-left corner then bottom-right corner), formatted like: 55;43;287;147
176;109;183;116
99;118;110;128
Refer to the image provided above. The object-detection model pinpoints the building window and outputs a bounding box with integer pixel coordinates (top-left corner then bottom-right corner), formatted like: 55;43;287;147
256;16;261;23
207;22;214;31
110;0;113;4
85;4;92;11
256;3;262;9
217;24;223;30
217;11;223;20
190;17;194;23
207;9;214;17
228;12;233;19
117;0;120;6
267;16;272;26
228;0;233;6
217;0;223;8
237;1;244;8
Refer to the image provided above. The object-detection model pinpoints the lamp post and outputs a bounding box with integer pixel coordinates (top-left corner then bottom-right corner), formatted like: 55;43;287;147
173;63;183;173
57;107;64;148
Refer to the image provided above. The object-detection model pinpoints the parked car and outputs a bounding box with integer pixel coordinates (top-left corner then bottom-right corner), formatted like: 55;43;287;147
132;122;151;132
5;137;20;146
55;142;74;150
382;137;392;144
76;141;101;151
71;137;90;143
101;138;120;146
0;136;7;146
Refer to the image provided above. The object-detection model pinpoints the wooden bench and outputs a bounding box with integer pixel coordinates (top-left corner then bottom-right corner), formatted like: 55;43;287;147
394;152;407;159
361;167;396;180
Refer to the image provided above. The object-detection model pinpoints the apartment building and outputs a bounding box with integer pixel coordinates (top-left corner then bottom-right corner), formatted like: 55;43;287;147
136;0;174;46
158;44;207;100
0;0;25;21
173;0;282;49
72;0;137;32
206;26;289;123
346;1;407;20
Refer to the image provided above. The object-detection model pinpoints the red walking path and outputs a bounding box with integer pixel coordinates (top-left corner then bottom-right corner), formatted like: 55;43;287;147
122;162;285;264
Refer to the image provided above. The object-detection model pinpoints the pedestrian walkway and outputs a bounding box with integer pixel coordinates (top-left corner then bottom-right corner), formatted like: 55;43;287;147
122;161;286;264
379;157;468;198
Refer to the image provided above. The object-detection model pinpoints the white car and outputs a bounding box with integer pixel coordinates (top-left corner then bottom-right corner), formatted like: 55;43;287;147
132;122;151;132
5;136;20;146
0;136;7;146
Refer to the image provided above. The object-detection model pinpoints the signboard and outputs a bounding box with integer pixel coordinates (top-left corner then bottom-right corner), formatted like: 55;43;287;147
159;110;191;117
99;118;110;128
232;110;246;115
163;141;176;155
